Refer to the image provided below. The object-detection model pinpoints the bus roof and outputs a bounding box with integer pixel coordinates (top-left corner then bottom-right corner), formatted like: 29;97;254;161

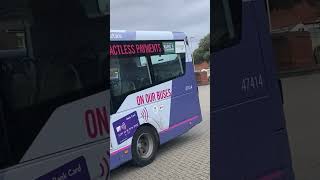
110;30;187;41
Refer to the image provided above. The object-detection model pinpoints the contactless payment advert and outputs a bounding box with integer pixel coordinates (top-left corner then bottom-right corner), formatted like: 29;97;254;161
112;111;140;145
110;40;185;58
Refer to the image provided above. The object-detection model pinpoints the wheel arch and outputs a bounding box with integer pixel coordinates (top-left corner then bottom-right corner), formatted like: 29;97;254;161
132;123;160;146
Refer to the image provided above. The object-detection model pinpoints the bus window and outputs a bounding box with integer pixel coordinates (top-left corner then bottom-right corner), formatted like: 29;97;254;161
212;0;242;52
0;25;26;51
111;56;152;96
0;24;34;110
111;56;152;112
150;53;185;83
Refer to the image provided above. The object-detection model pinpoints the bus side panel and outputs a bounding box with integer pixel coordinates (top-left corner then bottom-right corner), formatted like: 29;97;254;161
19;91;109;162
214;100;293;179
110;81;174;169
169;62;202;126
213;3;269;109
159;62;202;144
212;1;294;179
159;115;200;145
110;146;132;170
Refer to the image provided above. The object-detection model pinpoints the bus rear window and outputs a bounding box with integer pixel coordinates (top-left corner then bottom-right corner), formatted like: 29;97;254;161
212;0;242;52
0;29;26;51
151;54;184;83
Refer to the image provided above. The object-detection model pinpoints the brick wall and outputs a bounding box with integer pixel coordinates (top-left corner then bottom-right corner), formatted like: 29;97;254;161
272;31;315;70
270;0;320;29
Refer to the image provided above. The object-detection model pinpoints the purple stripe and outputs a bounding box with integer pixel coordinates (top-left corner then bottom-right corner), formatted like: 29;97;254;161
110;31;136;41
258;170;284;180
111;31;185;41
173;32;186;40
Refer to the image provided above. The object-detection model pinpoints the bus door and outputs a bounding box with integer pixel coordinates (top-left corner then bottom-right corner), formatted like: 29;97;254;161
212;0;293;179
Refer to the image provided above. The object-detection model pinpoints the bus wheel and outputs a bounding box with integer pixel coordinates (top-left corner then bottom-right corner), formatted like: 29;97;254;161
131;126;159;167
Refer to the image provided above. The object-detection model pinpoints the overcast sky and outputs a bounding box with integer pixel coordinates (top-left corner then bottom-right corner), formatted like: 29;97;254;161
110;0;210;52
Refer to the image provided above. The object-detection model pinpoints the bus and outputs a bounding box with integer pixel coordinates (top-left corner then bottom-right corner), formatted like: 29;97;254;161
110;30;202;170
0;0;110;179
212;0;294;179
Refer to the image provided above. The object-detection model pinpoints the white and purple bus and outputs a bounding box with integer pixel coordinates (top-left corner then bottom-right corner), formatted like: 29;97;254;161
110;30;202;169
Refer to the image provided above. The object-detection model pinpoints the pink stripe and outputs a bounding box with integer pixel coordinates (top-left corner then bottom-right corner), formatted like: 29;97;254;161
160;115;199;133
258;171;284;180
111;145;131;156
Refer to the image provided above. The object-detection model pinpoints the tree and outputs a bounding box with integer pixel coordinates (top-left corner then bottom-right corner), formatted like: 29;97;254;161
193;33;210;64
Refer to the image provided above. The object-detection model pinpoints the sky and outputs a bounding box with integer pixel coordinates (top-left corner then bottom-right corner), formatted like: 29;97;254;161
110;0;210;52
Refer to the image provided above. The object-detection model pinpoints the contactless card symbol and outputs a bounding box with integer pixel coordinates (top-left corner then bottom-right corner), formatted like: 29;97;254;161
141;107;149;122
121;122;127;130
116;126;121;132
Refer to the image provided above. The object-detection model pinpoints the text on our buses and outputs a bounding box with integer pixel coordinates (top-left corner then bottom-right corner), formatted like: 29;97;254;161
136;89;171;106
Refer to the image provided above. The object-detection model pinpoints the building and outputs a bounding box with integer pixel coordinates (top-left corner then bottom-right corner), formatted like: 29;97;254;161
194;61;210;85
269;0;320;70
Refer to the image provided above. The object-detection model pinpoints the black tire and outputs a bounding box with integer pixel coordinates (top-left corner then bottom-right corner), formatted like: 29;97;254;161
131;126;159;167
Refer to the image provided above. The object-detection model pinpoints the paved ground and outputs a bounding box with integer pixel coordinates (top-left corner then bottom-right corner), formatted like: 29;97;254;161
282;73;320;180
110;85;210;180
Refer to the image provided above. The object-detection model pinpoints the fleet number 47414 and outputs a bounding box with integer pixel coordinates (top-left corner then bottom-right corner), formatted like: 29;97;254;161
241;74;263;92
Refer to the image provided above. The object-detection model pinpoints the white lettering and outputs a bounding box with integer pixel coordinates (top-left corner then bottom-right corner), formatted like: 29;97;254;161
68;164;82;177
51;173;67;180
241;74;264;92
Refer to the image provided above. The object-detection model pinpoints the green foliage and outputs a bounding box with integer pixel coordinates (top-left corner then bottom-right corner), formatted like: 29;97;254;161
192;33;210;64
